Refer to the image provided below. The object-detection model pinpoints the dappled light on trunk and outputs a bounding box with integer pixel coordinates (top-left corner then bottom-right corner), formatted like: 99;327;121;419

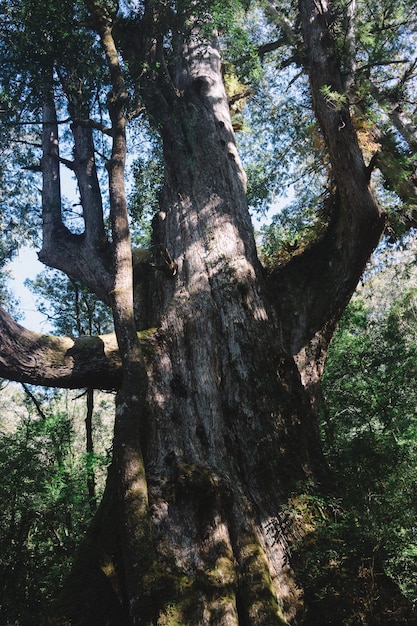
0;0;416;623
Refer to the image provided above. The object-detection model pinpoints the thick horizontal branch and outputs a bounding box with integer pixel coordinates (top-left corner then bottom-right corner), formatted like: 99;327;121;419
0;308;122;389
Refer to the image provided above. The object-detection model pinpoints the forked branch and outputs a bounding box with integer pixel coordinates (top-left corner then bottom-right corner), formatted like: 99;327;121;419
39;71;113;304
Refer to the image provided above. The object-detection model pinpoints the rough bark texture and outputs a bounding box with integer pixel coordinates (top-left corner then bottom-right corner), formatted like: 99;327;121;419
135;37;320;626
270;0;385;402
39;80;113;304
1;2;413;625
0;308;122;388
45;20;323;626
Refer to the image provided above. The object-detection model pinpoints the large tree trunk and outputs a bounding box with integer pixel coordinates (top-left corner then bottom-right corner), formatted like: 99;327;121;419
0;0;416;622
53;26;326;626
4;4;407;625
138;35;324;626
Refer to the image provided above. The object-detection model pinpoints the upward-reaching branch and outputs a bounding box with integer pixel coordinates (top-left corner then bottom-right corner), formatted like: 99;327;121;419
370;77;417;154
39;71;113;304
267;0;385;398
342;0;356;92
60;68;109;251
41;82;62;234
84;6;151;618
85;0;140;363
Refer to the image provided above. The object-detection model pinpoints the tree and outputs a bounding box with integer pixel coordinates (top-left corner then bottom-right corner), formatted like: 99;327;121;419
0;383;114;625
312;253;417;616
0;0;416;623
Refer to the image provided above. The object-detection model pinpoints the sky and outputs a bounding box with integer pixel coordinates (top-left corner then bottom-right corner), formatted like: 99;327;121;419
5;169;79;334
7;247;51;333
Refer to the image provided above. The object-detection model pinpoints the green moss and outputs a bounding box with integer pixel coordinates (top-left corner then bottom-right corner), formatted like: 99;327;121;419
175;462;221;500
137;327;158;341
142;548;239;625
205;556;237;588
237;534;289;625
145;565;200;624
34;333;74;355
157;603;183;625
137;327;158;358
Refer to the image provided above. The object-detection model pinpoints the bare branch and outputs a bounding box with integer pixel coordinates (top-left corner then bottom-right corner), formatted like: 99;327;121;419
21;383;48;420
86;0;143;368
59;156;75;170
0;117;71;127
228;89;253;107
38;71;113;304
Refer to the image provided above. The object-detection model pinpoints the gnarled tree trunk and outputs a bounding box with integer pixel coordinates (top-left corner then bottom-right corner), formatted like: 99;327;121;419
2;2;412;625
55;25;326;626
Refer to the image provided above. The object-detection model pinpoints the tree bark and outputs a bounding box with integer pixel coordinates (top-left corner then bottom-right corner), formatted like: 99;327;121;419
0;307;122;388
85;388;97;512
39;75;113;304
1;3;412;625
269;0;385;401
49;18;327;626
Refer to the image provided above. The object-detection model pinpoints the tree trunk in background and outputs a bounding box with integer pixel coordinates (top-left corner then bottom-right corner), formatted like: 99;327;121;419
85;388;97;513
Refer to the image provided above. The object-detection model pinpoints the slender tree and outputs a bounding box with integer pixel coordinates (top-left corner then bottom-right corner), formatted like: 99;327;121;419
27;269;114;511
0;0;416;623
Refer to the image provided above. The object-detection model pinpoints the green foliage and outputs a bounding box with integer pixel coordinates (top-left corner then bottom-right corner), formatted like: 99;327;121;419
316;270;417;603
279;245;417;618
26;268;113;337
0;385;113;625
128;132;164;248
260;195;331;266
320;84;348;111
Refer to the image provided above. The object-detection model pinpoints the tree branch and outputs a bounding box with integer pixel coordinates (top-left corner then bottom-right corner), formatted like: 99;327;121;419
268;0;385;398
71;117;113;136
38;70;113;305
63;73;110;250
86;0;144;369
0;307;122;390
21;383;48;420
41;76;63;235
369;82;417;154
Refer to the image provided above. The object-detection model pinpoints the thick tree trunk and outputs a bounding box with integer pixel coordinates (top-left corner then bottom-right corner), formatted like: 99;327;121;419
1;1;415;622
22;6;408;626
136;54;322;626
53;26;326;626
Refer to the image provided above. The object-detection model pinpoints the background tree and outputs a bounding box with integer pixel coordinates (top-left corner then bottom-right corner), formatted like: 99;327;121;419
0;0;416;624
0;384;114;625
287;243;417;622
